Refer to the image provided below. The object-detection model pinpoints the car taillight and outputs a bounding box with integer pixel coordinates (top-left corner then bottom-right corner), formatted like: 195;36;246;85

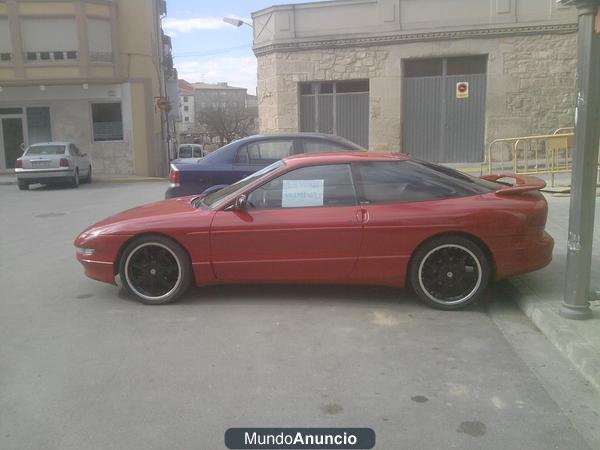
169;165;181;186
60;158;70;167
15;159;22;168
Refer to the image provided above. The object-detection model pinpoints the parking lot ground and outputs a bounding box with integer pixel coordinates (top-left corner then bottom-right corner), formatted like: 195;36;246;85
1;182;599;450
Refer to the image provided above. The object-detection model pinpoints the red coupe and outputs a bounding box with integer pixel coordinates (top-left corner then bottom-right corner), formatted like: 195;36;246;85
74;152;553;310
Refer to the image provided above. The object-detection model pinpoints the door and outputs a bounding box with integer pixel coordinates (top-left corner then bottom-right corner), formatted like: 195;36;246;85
351;160;471;284
1;117;25;169
210;164;363;282
402;56;487;163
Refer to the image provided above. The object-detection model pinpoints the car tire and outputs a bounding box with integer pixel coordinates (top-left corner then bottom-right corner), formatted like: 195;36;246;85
17;180;29;191
71;169;79;188
409;235;490;310
84;166;92;184
119;235;192;305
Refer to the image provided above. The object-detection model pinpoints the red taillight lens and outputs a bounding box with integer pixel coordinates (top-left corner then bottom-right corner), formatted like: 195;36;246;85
15;159;22;168
169;165;181;185
59;158;70;167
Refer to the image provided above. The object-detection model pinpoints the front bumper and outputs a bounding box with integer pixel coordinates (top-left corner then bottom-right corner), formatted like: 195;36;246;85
74;233;134;285
16;167;73;182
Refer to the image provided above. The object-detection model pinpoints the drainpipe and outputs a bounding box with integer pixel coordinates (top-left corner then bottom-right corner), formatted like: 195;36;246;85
559;0;600;320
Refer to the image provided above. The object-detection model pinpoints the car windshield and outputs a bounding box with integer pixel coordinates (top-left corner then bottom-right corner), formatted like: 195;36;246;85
197;160;285;209
178;146;193;158
26;145;66;155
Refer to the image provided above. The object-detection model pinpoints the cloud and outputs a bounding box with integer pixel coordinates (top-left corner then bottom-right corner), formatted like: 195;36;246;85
175;56;258;94
162;17;229;32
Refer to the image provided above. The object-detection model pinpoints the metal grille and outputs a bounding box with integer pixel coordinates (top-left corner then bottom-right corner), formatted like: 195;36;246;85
299;81;369;148
403;77;443;161
402;56;487;163
337;93;369;149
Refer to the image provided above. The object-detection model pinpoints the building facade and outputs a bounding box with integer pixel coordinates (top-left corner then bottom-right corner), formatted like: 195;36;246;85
0;0;172;176
177;82;258;147
252;0;577;162
177;79;194;132
193;82;248;113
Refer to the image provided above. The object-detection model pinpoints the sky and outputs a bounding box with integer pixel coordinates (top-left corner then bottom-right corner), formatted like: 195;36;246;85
164;0;320;95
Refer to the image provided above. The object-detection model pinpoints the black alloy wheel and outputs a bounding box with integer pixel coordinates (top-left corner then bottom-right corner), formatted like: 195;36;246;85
410;236;490;310
119;235;192;305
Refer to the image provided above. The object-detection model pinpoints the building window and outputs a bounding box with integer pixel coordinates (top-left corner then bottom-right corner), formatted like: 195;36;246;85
184;116;189;122
87;19;113;62
0;19;11;60
91;103;123;142
21;18;78;63
184;96;189;103
184;105;189;112
299;80;369;148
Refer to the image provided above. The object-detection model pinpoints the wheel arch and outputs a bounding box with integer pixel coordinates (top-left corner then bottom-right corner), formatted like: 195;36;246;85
406;231;496;285
113;232;196;283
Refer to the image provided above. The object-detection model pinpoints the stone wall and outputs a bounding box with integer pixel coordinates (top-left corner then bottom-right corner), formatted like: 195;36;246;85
51;100;134;175
256;31;577;158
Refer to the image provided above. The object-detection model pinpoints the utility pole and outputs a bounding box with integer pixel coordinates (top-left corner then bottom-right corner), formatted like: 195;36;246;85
559;0;600;320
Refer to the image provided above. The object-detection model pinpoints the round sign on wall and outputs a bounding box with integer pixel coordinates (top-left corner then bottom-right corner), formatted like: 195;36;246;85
456;82;469;99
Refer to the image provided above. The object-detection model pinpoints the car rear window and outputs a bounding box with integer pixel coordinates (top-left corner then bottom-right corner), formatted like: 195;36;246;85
26;145;66;155
353;160;501;204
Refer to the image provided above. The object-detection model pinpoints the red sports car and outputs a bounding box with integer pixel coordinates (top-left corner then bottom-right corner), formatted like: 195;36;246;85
74;152;553;310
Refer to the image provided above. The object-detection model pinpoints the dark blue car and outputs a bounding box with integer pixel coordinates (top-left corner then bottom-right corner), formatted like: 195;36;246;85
166;133;366;199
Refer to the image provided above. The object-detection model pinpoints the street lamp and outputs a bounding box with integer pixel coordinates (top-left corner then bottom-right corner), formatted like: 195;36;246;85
557;0;600;320
223;16;253;29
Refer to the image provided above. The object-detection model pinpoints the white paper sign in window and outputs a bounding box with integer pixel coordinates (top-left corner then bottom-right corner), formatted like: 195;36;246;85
282;179;324;208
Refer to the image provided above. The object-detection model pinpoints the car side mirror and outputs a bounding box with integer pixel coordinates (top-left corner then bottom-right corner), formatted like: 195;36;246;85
232;194;247;211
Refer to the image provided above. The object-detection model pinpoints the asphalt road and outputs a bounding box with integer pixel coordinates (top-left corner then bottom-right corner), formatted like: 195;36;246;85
1;181;598;450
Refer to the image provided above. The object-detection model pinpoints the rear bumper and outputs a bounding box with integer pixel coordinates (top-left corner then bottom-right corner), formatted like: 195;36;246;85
494;231;554;280
16;167;73;182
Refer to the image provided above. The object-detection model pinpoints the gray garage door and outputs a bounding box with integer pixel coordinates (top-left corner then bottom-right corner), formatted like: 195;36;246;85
299;80;369;149
402;56;487;163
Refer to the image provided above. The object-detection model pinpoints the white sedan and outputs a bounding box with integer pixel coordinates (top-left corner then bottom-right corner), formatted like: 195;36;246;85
15;142;92;190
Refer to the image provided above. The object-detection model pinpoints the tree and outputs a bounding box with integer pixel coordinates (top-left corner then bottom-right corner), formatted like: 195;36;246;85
197;106;255;144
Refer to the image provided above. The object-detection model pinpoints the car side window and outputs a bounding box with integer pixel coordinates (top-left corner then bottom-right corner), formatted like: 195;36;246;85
69;145;79;156
236;140;294;165
247;164;356;209
353;161;465;204
301;139;349;153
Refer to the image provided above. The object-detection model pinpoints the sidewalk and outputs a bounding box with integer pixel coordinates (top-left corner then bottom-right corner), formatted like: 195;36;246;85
508;193;600;392
0;172;166;185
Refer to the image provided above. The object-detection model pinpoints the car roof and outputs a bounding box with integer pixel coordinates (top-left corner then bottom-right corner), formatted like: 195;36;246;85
283;151;410;167
232;133;362;144
29;142;70;146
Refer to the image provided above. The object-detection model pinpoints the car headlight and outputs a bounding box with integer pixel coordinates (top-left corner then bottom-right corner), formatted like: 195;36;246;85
76;247;96;256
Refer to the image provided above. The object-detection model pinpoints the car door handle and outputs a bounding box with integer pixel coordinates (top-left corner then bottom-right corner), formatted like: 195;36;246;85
355;208;370;224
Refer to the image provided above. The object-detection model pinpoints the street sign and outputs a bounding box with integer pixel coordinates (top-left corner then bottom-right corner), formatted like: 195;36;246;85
456;81;469;99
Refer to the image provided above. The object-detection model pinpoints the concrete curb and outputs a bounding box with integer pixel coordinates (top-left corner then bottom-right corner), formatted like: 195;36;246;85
0;177;166;186
509;277;600;393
